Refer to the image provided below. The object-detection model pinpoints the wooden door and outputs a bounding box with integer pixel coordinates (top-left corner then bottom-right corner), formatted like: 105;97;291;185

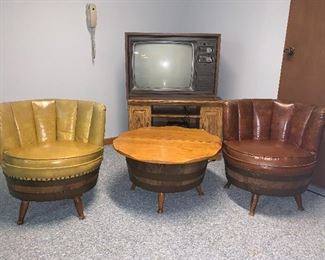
278;0;325;187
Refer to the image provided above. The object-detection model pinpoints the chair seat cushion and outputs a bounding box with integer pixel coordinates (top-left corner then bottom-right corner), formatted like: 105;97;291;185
223;140;316;175
3;141;103;181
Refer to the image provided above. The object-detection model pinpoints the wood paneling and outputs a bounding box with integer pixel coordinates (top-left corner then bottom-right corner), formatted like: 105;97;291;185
128;98;223;138
128;105;151;130
200;106;223;137
128;97;221;106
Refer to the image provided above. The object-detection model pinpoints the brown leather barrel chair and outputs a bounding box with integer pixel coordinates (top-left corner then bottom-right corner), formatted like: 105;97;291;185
222;99;325;216
0;99;106;224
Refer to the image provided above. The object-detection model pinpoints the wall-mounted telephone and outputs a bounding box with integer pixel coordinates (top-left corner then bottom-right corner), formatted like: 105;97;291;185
86;3;97;63
86;3;97;28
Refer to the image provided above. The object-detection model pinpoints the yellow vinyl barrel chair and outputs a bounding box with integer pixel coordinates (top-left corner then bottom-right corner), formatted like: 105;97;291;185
0;99;106;224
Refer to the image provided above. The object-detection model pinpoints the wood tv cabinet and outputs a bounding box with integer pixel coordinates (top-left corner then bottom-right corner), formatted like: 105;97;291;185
128;98;223;138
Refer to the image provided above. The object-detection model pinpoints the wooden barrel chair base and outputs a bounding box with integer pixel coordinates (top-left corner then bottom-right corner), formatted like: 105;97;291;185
224;164;309;216
5;168;99;225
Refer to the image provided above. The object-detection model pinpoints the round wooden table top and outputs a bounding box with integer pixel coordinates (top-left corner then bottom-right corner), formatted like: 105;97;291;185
113;126;222;164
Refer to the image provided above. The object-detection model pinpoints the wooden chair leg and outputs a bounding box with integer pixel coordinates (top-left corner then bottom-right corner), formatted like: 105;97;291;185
73;196;85;220
157;192;165;213
17;201;29;225
224;181;231;189
195;184;204;196
294;194;304;211
249;193;259;216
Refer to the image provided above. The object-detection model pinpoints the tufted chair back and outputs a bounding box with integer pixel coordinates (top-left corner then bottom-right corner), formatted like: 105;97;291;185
0;99;106;164
223;99;325;154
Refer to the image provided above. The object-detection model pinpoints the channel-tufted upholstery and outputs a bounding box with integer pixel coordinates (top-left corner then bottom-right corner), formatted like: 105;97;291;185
0;99;106;224
223;99;325;216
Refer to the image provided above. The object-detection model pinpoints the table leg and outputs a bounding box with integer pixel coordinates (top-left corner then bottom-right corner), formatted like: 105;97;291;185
157;192;165;213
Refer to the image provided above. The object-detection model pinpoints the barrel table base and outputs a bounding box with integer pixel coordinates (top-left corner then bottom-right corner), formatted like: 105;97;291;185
126;158;208;213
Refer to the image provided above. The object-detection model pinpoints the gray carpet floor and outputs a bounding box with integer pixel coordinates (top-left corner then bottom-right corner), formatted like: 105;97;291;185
0;146;324;260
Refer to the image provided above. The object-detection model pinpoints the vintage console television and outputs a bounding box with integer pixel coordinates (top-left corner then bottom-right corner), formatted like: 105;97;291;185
125;32;223;137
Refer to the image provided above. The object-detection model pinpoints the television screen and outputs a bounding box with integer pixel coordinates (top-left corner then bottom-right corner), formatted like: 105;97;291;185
132;43;194;91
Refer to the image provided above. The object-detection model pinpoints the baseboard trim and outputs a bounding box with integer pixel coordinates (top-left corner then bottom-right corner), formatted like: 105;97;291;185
104;137;117;146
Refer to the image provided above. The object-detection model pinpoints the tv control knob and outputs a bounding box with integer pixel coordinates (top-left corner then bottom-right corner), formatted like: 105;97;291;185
199;56;213;63
206;47;213;53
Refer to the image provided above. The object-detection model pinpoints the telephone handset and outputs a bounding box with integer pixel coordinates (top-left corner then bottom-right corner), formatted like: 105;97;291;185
86;3;97;63
86;3;97;28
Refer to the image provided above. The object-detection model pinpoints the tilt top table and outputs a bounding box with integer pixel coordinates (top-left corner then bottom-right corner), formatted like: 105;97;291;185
113;126;222;213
